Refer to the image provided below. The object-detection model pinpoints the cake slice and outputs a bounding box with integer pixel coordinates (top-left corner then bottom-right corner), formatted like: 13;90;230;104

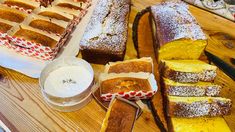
169;117;231;132
99;72;158;101
160;60;217;83
163;78;221;97
100;97;139;132
150;1;207;61
167;96;232;118
104;57;153;73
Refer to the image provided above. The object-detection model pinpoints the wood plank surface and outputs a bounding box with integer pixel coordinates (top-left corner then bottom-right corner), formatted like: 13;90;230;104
0;0;235;132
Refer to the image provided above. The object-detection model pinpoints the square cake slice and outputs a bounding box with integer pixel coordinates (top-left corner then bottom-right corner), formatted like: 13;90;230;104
100;97;139;132
167;96;232;118
160;60;217;83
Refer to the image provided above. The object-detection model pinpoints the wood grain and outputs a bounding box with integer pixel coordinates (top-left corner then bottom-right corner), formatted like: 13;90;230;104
0;0;234;132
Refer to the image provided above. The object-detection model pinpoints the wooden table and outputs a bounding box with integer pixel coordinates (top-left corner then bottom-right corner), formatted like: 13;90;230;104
0;0;235;131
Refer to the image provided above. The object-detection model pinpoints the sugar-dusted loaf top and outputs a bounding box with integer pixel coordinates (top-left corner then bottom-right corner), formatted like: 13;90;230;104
80;0;130;54
151;1;206;46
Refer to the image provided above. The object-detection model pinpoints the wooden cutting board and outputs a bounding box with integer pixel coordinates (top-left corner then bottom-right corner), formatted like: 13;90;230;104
0;0;234;131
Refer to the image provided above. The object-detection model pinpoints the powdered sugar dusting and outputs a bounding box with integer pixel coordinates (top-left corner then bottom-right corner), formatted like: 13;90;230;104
80;0;130;53
169;98;232;117
151;1;206;45
166;85;221;97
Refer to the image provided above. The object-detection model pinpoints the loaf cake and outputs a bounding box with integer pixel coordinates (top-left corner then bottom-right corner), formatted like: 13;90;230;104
100;97;139;132
104;57;153;73
160;60;217;83
99;72;158;101
167;96;232;118
80;0;131;64
150;1;207;61
163;78;221;97
169;117;231;132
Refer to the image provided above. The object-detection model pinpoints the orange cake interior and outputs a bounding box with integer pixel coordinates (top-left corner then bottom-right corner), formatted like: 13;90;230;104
4;1;35;10
38;11;71;22
101;99;137;132
29;20;65;34
101;77;152;94
14;29;57;48
0;9;26;23
158;39;207;61
0;22;13;32
170;117;231;132
56;3;82;10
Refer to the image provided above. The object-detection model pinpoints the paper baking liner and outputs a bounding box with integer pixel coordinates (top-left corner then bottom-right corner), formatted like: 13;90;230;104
99;72;158;101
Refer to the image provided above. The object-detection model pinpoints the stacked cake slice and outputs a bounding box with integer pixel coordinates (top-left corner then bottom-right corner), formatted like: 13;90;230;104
160;60;232;132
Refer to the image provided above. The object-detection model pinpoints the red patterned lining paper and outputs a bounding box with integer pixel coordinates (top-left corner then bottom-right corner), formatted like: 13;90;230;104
101;90;157;101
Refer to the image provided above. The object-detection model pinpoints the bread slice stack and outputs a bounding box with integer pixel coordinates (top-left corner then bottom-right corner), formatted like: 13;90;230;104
160;59;232;132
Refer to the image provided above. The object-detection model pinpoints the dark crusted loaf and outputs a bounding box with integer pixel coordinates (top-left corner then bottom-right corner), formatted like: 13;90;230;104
163;78;221;97
80;0;130;64
167;96;232;118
